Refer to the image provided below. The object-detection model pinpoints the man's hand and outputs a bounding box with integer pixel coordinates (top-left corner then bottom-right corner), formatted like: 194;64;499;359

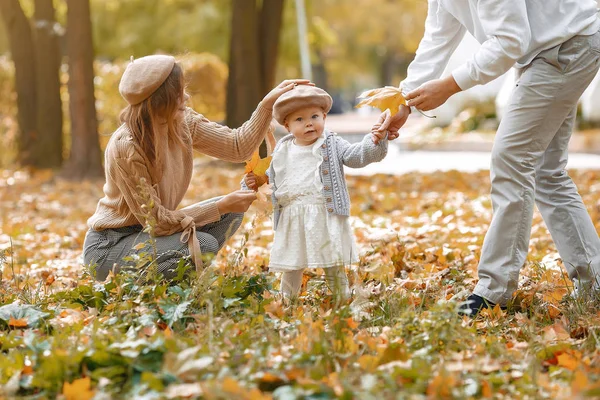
405;75;462;112
378;104;411;140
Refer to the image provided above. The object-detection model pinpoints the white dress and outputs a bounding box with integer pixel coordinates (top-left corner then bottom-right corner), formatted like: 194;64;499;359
269;136;359;272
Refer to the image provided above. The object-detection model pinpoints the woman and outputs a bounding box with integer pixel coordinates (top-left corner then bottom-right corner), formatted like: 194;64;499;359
84;54;310;281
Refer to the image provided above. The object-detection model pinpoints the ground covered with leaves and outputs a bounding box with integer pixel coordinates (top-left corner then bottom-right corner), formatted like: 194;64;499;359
1;161;600;399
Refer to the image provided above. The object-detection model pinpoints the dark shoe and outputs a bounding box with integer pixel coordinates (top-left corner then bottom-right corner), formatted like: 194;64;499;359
458;294;504;317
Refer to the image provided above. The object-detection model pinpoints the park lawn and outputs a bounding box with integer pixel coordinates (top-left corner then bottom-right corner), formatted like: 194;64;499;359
0;161;600;399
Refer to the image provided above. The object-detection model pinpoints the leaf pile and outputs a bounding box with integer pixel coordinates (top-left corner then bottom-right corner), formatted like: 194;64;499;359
1;164;600;398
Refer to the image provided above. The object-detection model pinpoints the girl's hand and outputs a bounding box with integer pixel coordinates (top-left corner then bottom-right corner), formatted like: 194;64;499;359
378;105;411;140
371;109;390;144
245;173;259;191
216;190;257;214
245;172;269;191
262;79;315;109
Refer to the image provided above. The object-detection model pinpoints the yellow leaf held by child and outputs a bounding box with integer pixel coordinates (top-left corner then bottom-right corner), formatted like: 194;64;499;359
355;86;407;115
244;150;271;188
244;151;271;176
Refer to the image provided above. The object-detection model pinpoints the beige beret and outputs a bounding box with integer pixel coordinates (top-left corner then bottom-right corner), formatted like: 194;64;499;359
273;85;333;125
119;55;176;105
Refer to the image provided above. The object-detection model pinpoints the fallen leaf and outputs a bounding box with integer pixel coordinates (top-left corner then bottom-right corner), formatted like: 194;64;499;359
481;380;493;398
166;383;203;399
8;317;28;328
572;369;589;394
62;377;95;400
557;352;579;371
426;371;456;399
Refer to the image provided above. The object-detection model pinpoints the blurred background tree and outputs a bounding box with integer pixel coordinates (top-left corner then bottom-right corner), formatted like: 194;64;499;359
0;0;427;172
61;0;102;180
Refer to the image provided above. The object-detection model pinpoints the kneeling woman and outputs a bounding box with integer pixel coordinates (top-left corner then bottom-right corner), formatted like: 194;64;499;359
84;54;308;281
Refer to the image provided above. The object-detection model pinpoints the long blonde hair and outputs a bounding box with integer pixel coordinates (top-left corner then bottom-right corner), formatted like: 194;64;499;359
119;63;187;182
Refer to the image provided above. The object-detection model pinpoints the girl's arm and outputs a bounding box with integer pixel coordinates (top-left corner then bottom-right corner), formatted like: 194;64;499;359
335;133;388;169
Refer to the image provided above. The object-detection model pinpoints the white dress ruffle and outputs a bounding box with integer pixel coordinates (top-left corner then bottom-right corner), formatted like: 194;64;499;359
269;136;359;272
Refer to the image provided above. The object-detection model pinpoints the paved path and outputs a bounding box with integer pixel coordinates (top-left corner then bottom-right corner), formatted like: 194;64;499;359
325;111;600;155
345;145;600;175
321;111;600;174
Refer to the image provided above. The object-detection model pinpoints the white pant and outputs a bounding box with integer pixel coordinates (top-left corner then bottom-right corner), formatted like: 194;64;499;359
280;266;350;300
475;31;600;306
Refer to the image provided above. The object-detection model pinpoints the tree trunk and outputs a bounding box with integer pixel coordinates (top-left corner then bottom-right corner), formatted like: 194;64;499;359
226;0;284;157
259;0;284;95
379;51;396;87
61;0;103;180
33;0;63;168
226;0;262;129
0;0;38;166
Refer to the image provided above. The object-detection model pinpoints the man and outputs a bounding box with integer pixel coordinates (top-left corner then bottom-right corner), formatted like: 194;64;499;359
381;0;600;315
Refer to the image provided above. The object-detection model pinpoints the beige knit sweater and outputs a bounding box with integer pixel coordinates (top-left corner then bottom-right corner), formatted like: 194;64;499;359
87;104;273;236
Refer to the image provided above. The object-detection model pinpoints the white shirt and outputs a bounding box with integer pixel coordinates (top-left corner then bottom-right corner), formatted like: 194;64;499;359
400;0;600;92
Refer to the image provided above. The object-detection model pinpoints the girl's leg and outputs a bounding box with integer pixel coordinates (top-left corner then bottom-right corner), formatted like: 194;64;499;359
324;266;350;300
281;270;304;298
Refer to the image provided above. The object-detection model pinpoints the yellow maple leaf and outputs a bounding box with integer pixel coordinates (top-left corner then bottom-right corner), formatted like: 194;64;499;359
63;377;95;400
244;150;272;180
355;86;407;115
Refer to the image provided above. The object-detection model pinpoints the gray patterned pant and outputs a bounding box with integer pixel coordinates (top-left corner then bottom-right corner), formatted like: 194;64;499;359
83;208;243;281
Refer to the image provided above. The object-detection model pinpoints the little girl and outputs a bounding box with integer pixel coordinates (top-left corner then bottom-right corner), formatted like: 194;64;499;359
245;85;388;300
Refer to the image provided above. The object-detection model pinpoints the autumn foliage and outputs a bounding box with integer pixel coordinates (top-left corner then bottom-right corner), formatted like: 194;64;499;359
1;162;600;398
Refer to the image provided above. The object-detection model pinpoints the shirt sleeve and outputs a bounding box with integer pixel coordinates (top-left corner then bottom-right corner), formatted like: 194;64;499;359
185;104;274;163
335;133;388;169
452;0;531;90
400;0;466;94
109;146;221;235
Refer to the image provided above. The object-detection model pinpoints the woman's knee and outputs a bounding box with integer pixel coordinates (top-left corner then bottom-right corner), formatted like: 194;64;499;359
218;212;244;240
197;232;220;254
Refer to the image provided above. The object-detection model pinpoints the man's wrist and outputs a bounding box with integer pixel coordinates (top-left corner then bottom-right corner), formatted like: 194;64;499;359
444;75;462;96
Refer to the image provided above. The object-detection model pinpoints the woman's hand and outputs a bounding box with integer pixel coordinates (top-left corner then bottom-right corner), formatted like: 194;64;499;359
216;190;257;214
262;79;315;109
